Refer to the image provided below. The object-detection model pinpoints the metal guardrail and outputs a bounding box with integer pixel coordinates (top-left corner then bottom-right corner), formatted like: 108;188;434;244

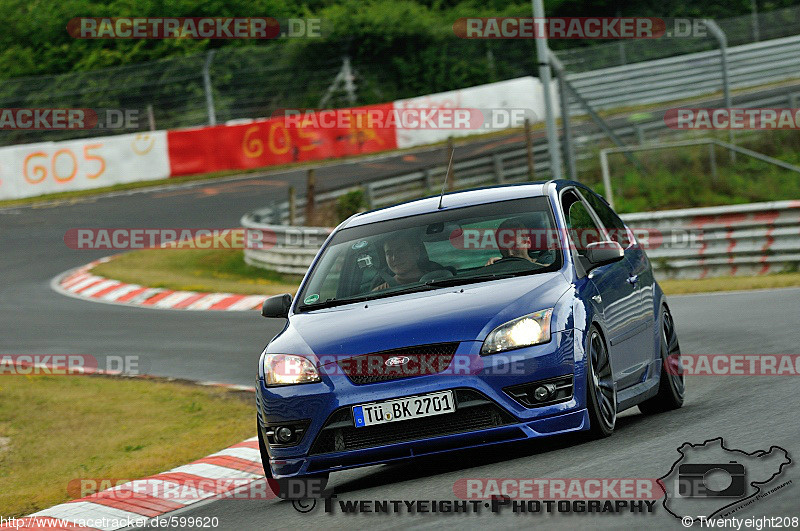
565;35;800;112
242;200;800;280
623;200;800;279
246;141;593;226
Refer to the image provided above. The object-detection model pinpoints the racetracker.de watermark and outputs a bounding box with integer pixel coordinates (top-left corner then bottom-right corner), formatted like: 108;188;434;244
449;227;703;251
67;17;327;39
666;108;800;130
0;108;140;130
666;354;800;376
68;477;275;500
0;354;142;375
453;17;709;39
453;478;663;500
277;108;538;131
266;352;544;379
63;228;287;250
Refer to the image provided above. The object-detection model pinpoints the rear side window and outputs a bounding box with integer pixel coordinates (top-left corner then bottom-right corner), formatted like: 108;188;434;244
583;191;631;248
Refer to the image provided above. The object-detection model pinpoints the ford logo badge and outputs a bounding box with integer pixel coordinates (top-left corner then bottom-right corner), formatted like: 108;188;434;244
385;356;410;366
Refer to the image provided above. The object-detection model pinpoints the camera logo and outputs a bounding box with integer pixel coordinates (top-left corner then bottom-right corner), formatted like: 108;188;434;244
658;438;791;522
677;462;746;498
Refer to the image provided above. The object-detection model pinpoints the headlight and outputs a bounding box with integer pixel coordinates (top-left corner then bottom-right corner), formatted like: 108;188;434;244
263;354;321;386
481;309;553;355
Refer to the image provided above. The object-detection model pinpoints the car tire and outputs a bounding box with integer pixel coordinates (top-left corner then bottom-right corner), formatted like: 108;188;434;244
257;418;329;500
585;325;616;438
638;304;685;415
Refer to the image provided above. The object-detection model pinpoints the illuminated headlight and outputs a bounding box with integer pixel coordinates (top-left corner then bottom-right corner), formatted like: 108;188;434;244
263;354;321;386
481;309;553;355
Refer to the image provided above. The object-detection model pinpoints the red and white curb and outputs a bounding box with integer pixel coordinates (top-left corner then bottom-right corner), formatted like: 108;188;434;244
2;437;267;530
52;258;268;312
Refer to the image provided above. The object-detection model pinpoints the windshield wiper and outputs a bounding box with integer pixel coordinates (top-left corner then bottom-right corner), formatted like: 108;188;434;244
300;284;438;311
422;273;518;288
301;272;537;311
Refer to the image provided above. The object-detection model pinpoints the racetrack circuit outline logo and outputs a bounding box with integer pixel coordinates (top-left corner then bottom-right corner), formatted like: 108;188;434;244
658;437;792;523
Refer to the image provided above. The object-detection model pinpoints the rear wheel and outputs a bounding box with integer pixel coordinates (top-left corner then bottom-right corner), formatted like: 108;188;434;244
638;305;685;414
257;418;329;499
585;326;616;438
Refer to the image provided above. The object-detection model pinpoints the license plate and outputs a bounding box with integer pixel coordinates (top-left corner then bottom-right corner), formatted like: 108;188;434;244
352;390;455;428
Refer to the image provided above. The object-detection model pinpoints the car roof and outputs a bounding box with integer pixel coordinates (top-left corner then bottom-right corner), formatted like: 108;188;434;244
343;181;570;228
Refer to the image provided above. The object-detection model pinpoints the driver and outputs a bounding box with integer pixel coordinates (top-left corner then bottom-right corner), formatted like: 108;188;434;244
485;217;555;266
373;232;443;290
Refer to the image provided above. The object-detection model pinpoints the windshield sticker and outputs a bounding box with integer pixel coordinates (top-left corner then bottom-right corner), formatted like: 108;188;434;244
352;240;369;249
303;294;320;305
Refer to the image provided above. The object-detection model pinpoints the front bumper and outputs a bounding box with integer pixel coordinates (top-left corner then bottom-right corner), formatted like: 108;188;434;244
258;329;587;478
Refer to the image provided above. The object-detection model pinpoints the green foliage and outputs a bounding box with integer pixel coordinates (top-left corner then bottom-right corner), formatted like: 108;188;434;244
4;0;795;85
336;188;367;222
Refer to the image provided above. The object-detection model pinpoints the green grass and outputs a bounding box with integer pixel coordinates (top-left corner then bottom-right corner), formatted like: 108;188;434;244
586;129;800;214
658;272;800;295
0;375;254;517
92;248;302;295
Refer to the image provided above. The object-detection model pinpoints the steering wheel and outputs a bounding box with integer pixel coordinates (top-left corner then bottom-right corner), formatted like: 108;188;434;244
495;256;530;263
376;269;399;288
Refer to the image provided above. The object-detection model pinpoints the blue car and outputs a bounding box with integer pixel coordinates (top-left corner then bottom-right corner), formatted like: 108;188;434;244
256;180;685;495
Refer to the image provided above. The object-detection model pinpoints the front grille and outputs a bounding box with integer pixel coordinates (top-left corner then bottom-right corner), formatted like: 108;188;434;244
308;389;515;455
337;342;459;385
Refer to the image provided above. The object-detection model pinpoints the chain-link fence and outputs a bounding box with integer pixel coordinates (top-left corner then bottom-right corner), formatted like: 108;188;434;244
554;5;800;72
1;6;799;147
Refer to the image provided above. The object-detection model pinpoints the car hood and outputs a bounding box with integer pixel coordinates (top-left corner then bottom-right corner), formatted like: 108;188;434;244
268;272;571;359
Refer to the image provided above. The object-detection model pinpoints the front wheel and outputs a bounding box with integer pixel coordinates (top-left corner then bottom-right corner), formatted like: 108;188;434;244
257;418;329;499
585;326;616;438
638;304;685;414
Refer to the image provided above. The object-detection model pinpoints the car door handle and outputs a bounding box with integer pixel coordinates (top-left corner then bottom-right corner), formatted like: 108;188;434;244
626;274;639;285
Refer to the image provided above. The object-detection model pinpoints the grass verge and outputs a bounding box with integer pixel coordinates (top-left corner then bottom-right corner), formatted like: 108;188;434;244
91;248;302;295
90;247;800;297
658;272;800;295
0;375;254;517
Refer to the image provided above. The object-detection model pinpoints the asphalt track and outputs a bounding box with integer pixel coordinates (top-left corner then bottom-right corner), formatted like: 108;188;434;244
1;82;799;528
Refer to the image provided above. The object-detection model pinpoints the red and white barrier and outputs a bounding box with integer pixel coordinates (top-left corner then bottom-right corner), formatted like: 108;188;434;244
0;77;547;201
0;132;169;200
394;77;555;148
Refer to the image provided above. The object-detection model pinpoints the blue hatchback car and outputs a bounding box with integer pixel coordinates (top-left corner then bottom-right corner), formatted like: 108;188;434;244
256;180;685;494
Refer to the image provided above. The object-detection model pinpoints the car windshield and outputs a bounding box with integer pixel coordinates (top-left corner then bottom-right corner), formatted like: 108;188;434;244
297;196;562;310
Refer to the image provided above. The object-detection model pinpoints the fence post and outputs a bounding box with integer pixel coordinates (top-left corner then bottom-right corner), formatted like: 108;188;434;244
146;104;156;131
548;51;577;181
305;169;316;225
532;0;562;179
493;153;505;184
634;124;645;145
600;149;614;209
524;118;536;180
363;183;374;209
288;186;296;225
341;57;357;107
705;20;734;162
202;50;217;126
423;168;433;191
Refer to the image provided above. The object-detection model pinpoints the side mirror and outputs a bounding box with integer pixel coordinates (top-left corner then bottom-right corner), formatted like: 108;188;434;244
261;293;292;318
585;241;625;269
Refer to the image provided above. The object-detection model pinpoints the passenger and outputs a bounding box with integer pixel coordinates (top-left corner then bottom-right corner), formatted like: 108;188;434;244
486;218;555;267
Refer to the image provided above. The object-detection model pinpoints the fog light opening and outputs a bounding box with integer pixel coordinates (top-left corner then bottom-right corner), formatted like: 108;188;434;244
534;383;557;402
276;426;294;444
